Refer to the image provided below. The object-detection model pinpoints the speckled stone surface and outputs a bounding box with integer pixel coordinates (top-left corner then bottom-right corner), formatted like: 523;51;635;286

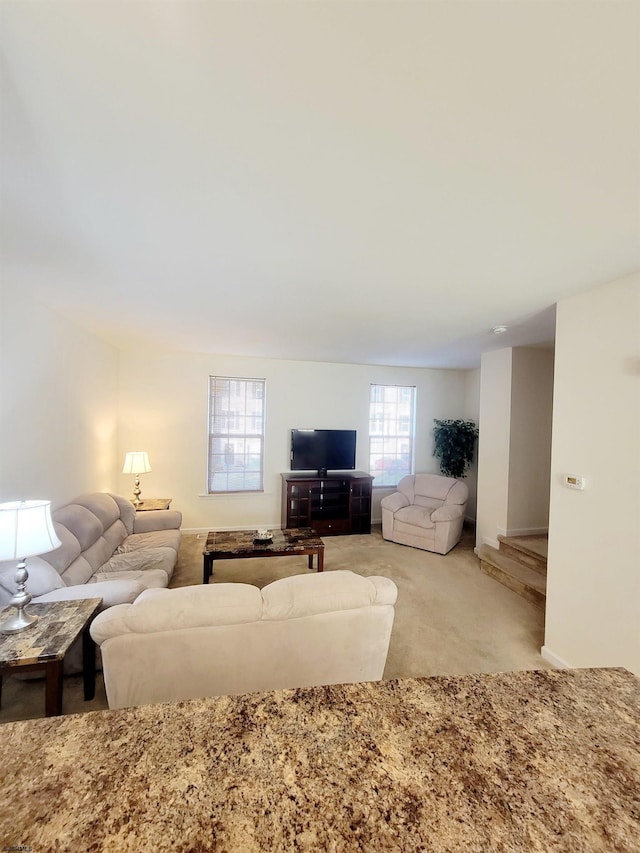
204;527;324;557
0;599;102;666
1;668;638;852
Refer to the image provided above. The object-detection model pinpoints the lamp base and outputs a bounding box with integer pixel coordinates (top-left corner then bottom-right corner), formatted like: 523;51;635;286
0;558;39;634
0;607;38;634
131;475;144;508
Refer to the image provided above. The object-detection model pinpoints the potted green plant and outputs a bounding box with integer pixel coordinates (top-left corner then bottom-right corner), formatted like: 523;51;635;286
432;419;478;478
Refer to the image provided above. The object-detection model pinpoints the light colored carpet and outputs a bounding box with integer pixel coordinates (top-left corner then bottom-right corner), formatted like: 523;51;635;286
0;525;550;723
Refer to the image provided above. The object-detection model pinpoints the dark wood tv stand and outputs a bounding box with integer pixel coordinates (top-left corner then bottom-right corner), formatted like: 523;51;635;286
281;472;373;536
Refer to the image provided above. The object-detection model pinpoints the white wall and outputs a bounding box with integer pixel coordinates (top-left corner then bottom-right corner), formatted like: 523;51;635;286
116;349;470;530
476;348;512;549
476;346;554;548
544;272;640;675
507;346;554;533
0;286;119;507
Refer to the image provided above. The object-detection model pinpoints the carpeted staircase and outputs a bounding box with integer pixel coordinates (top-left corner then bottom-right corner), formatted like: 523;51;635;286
478;534;547;608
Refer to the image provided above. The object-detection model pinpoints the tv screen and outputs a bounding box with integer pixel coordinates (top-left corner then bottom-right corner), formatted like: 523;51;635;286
291;429;357;475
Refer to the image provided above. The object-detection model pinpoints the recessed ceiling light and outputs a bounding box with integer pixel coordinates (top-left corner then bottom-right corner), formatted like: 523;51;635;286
491;325;508;335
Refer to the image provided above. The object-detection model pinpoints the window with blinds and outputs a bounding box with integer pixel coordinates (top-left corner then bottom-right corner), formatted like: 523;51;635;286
207;376;265;493
368;384;416;487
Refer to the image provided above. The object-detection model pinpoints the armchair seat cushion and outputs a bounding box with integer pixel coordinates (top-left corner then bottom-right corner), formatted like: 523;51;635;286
394;506;436;530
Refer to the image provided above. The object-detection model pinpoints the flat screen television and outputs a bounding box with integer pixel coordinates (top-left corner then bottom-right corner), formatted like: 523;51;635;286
290;429;357;476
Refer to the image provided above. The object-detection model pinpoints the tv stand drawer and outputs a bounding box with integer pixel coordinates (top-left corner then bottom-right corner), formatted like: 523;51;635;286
312;518;350;536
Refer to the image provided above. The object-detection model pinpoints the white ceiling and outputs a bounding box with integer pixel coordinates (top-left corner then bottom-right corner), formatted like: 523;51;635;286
1;1;638;368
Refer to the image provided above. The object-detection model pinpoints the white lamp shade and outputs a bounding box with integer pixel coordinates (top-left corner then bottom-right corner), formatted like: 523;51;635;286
0;500;62;561
122;451;152;475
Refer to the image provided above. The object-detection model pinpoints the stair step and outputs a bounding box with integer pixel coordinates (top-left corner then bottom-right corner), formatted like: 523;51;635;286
497;534;547;574
479;544;546;609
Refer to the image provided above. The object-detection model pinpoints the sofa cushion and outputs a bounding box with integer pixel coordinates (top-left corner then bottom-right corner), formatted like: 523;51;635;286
52;504;103;552
92;584;263;639
92;568;169;589
118;530;181;554
100;547;176;578
59;555;96;587
43;523;82;574
72;493;121;531
0;556;66;606
261;570;379;621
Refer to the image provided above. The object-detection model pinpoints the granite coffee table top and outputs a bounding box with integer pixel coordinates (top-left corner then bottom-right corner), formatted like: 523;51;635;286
1;667;638;852
204;527;324;556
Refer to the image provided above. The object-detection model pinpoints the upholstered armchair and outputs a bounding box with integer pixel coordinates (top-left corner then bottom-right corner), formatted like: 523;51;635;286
381;474;468;554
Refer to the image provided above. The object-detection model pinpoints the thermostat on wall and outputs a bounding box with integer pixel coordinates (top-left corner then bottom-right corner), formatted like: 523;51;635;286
564;474;586;490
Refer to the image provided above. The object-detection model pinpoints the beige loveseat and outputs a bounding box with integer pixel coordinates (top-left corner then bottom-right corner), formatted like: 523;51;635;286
0;492;182;669
381;474;468;554
91;570;398;709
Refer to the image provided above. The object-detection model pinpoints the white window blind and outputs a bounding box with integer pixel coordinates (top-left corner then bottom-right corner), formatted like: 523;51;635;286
208;376;265;493
368;384;416;487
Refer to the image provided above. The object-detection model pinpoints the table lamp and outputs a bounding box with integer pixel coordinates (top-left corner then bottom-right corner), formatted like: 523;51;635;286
122;451;152;507
0;500;62;634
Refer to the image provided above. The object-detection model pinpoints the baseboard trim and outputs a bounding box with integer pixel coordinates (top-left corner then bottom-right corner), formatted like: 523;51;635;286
481;535;500;550
541;646;572;669
183;526;279;535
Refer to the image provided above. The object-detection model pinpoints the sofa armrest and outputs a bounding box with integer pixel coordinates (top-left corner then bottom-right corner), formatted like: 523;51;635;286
133;509;182;533
380;492;410;513
90;604;133;645
369;576;398;606
430;505;465;523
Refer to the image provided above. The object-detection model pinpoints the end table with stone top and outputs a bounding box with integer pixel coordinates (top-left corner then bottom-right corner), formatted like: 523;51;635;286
0;597;102;717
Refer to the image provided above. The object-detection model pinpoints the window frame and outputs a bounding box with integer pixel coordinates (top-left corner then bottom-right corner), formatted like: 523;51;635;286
368;383;416;488
207;375;266;494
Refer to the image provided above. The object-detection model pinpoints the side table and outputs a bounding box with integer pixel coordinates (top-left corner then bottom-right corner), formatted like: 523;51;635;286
133;498;172;511
0;597;102;717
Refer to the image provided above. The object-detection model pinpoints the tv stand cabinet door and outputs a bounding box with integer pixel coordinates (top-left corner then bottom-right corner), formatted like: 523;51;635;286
349;476;373;534
283;479;313;528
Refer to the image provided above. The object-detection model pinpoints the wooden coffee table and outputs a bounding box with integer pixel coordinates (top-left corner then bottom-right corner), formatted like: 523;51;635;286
0;598;102;717
203;528;324;583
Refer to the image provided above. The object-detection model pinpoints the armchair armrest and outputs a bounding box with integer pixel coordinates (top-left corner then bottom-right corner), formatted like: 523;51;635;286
430;505;465;523
380;492;410;513
133;509;182;533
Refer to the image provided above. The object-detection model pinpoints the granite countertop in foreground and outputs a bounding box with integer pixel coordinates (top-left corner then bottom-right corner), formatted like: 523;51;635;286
1;668;639;852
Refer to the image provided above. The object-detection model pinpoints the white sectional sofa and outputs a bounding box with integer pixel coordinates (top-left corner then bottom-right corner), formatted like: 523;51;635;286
0;492;182;670
91;570;398;709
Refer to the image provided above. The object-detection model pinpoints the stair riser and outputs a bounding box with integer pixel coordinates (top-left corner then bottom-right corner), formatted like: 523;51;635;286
480;560;546;609
498;542;547;575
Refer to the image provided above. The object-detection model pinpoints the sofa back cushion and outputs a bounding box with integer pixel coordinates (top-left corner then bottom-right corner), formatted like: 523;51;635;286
40;494;129;585
262;570;381;620
93;584;263;640
0;556;66;606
